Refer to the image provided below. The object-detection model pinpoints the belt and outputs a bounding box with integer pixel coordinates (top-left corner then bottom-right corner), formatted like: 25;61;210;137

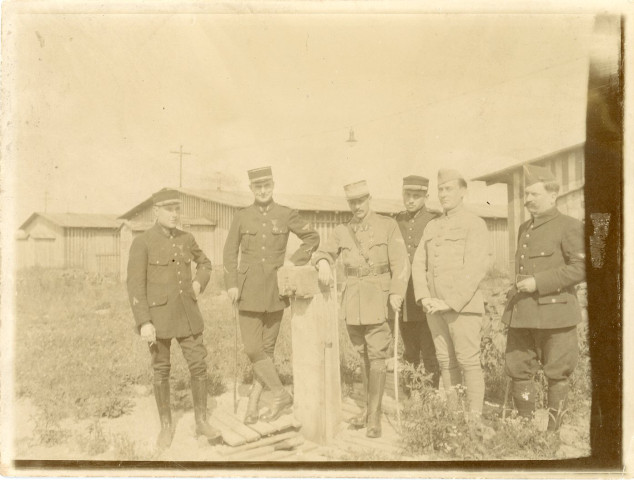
345;264;390;277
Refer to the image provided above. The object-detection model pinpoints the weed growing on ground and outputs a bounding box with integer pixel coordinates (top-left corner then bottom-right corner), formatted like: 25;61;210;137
32;411;71;447
76;419;109;456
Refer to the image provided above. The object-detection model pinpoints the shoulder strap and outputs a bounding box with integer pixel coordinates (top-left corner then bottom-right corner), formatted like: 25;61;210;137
346;223;372;266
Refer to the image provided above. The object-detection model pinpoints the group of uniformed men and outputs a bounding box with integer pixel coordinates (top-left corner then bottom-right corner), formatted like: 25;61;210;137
127;163;586;449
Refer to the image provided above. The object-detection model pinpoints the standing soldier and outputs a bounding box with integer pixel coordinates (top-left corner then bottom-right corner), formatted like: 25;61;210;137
314;180;409;438
127;189;220;450
502;165;585;431
412;169;490;419
223;166;319;425
394;175;441;390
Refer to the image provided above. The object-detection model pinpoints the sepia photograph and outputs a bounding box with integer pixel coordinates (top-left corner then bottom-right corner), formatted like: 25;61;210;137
0;0;626;476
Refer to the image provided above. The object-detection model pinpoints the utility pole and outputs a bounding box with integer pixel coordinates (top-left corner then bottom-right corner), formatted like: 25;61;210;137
170;145;191;187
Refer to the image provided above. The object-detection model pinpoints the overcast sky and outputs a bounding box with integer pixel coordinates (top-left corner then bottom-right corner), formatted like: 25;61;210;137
7;11;593;222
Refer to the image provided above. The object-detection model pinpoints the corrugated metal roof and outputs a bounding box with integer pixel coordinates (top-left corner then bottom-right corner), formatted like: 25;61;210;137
118;188;506;220
19;212;122;230
180;189;507;219
472;142;585;185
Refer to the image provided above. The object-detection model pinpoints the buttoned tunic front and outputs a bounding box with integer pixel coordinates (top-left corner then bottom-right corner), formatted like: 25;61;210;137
127;223;212;339
223;201;320;313
395;207;439;322
313;211;410;325
412;205;490;313
502;207;585;329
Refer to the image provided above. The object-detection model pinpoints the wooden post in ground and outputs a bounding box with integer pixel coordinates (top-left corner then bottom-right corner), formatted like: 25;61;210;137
278;265;342;445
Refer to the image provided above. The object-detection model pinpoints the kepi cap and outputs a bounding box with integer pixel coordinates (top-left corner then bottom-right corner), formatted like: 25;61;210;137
523;165;557;187
248;166;274;183
437;168;466;186
344;180;370;200
402;175;429;191
152;189;181;207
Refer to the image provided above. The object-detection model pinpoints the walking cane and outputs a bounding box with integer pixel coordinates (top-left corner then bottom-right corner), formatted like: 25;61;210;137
393;306;402;432
233;304;239;415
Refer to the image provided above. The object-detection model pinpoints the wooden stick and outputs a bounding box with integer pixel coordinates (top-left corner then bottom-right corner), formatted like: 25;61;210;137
393;308;401;432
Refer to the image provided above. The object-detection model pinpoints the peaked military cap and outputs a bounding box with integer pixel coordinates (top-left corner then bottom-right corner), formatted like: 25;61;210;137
403;175;429;191
344;180;370;200
438;168;466;186
248;166;274;183
152;188;181;206
523;165;558;187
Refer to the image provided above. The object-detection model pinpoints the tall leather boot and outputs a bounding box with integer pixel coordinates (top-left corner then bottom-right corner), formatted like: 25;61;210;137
512;379;536;419
153;381;173;450
366;363;386;438
349;360;369;428
547;380;569;431
191;376;221;441
253;358;293;422
244;380;264;425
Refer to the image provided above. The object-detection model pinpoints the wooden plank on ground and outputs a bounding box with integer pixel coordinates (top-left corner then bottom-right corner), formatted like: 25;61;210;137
220;431;299;458
215;411;261;443
210;412;249;447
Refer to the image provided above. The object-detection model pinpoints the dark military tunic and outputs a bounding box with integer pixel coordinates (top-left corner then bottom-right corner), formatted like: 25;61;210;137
313;211;410;325
127;223;212;339
395;207;439;322
223;201;319;313
502;207;586;329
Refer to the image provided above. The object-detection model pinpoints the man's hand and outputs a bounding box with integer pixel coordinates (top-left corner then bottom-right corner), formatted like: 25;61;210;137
227;287;239;304
517;277;537;293
283;259;294;267
192;280;201;299
140;322;156;343
421;298;434;312
426;298;452;315
389;294;403;314
317;259;332;286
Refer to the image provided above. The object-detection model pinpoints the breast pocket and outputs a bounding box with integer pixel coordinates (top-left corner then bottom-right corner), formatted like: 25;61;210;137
272;226;289;250
528;246;555;269
241;228;258;252
148;251;170;284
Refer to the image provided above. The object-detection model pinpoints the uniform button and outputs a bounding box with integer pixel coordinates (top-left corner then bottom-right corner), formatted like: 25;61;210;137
172;243;176;247
156;261;159;264
262;223;266;227
261;258;265;262
520;266;524;271
177;271;181;275
177;262;180;265
525;234;530;238
520;255;525;259
174;252;177;256
178;280;182;284
152;302;156;305
408;227;413;230
180;289;183;293
541;252;545;256
262;234;266;238
522;244;527;248
263;212;267;216
551;299;556;303
261;246;265;250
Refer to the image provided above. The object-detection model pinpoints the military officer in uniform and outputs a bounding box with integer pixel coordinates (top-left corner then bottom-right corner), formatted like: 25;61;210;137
502;165;585;430
412;169;490;418
393;175;441;390
223;166;319;425
127;189;220;450
314;180;409;438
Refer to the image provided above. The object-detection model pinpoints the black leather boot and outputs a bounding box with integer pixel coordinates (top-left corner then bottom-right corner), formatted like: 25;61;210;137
191;376;221;441
512;379;536;419
366;364;386;438
153;381;173;450
253;358;293;422
244;380;264;425
547;380;569;431
349;360;369;428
